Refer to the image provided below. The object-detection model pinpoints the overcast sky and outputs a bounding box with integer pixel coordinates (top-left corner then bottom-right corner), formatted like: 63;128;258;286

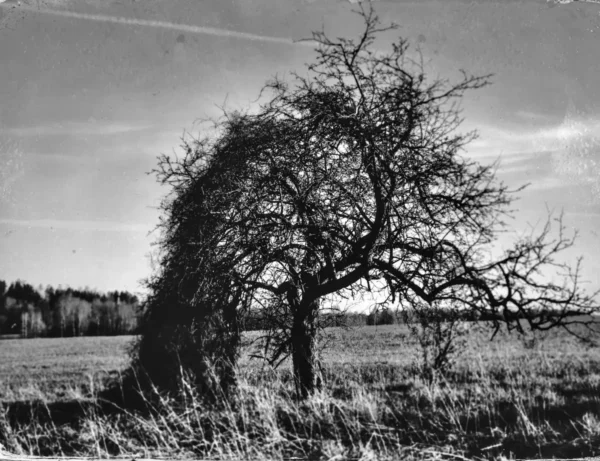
1;0;599;297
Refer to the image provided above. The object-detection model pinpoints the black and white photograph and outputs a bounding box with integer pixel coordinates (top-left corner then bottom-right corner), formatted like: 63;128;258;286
1;0;600;459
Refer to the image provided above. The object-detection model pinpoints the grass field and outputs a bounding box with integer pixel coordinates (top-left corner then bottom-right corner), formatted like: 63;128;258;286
1;324;600;460
0;336;133;401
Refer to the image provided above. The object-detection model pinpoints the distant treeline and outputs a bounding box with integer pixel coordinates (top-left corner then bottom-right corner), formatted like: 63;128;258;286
242;307;404;330
242;307;512;331
1;279;550;339
0;281;405;338
0;280;141;338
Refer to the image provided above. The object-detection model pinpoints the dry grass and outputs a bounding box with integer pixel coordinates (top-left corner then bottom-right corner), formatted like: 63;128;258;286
0;336;132;401
1;323;600;460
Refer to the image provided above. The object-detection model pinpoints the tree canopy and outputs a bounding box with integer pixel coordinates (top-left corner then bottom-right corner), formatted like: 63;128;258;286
137;7;599;398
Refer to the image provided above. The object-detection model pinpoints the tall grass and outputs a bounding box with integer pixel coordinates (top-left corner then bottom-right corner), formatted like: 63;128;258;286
1;324;600;460
0;369;470;460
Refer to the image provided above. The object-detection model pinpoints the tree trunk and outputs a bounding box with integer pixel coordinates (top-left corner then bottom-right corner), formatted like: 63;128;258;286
291;299;320;398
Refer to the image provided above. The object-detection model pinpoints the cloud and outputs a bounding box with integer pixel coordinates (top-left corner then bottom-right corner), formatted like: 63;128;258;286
0;218;151;233
467;112;600;197
514;110;560;123
564;211;600;218
467;108;600;200
469;150;544;167
538;106;600;203
3;121;152;137
468;118;600;154
549;0;600;4
5;2;314;46
517;176;571;192
0;138;24;205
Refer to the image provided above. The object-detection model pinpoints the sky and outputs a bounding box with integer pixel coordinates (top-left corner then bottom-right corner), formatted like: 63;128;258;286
0;0;599;298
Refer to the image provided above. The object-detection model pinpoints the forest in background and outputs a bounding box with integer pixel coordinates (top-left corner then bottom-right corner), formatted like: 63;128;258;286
0;280;141;338
0;279;406;339
0;274;524;340
0;278;530;340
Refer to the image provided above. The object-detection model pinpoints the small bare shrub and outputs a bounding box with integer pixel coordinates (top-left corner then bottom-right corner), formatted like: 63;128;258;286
402;302;471;382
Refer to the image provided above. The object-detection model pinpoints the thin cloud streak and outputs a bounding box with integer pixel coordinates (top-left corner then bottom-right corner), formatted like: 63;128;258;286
9;3;314;46
564;211;600;218
3;121;153;137
0;218;151;233
467;118;600;153
514;110;560;123
468;150;544;165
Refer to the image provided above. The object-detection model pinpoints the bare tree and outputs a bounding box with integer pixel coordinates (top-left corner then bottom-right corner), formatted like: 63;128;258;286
136;6;599;398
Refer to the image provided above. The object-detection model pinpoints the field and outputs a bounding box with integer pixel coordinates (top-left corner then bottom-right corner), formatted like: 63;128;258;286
2;324;600;460
0;336;133;401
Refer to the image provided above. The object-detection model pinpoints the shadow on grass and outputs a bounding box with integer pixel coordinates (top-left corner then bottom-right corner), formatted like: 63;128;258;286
3;364;600;460
1;373;148;427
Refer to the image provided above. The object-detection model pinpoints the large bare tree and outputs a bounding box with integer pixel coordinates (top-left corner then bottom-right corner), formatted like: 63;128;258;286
136;7;599;398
